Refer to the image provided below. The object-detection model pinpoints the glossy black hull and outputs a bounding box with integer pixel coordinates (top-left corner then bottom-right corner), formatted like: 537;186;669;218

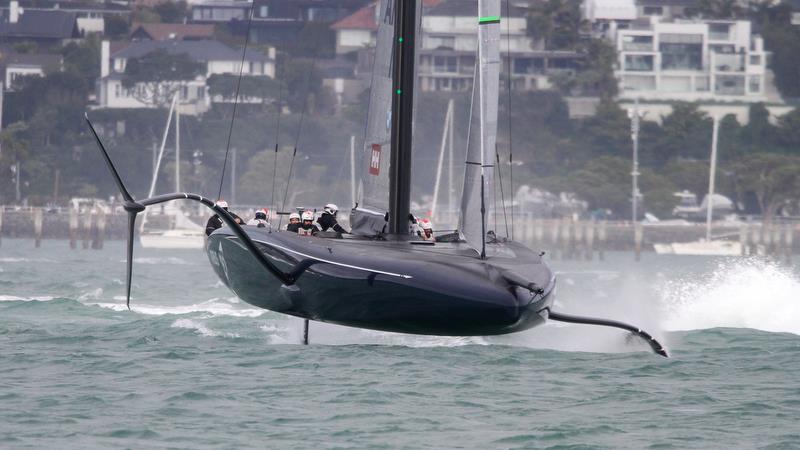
206;227;555;336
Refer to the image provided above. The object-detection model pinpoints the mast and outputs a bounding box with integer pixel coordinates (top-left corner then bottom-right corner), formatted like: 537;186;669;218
706;115;719;242
387;0;417;235
175;101;180;193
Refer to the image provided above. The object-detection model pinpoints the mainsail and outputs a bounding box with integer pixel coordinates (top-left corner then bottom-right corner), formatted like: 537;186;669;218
350;0;396;235
459;0;500;257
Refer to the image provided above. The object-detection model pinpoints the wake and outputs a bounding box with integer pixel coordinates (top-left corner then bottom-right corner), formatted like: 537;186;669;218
660;258;800;335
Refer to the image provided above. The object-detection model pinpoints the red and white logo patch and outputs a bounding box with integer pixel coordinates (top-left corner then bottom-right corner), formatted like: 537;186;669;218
369;144;381;175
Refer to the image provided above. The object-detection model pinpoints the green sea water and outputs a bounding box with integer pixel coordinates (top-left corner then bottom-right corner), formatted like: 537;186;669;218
1;238;799;449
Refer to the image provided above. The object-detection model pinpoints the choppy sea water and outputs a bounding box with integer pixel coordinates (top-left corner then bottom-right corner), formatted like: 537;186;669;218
1;238;799;449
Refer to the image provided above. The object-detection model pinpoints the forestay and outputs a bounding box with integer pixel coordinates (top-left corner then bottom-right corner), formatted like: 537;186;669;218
458;0;500;258
350;0;396;236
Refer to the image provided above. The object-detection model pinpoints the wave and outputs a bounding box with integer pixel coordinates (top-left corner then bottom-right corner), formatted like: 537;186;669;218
0;257;56;263
660;258;800;335
124;257;197;265
0;295;55;302
171;318;240;338
90;298;264;318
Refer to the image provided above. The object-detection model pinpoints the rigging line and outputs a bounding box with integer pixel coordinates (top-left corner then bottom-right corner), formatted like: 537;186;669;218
496;150;510;238
504;0;515;240
278;32;324;229
217;3;255;201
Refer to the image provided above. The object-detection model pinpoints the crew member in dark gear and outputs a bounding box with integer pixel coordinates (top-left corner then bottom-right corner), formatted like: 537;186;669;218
316;203;348;233
286;212;302;232
205;200;244;236
298;210;319;236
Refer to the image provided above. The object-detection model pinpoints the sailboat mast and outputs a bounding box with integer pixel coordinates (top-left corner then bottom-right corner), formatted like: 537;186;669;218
387;0;417;234
176;100;180;193
706;115;719;242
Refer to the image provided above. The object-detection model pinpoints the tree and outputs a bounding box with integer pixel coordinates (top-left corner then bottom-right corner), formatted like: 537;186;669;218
206;74;283;106
573;38;618;97
564;156;632;217
690;0;745;19
104;15;130;39
61;35;100;83
763;27;800;98
649;103;712;164
526;0;583;50
774;107;800;152
733;153;800;222
154;1;188;23
121;50;204;107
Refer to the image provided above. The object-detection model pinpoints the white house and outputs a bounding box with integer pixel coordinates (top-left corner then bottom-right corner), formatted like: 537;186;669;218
96;39;276;114
615;17;768;102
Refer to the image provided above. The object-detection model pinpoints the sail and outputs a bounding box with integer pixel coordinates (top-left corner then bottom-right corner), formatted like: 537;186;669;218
351;0;396;235
458;0;500;257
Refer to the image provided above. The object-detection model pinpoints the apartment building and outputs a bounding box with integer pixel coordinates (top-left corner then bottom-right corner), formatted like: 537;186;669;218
615;17;767;101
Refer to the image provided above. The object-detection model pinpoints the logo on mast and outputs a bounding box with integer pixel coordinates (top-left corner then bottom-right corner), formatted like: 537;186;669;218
369;144;381;175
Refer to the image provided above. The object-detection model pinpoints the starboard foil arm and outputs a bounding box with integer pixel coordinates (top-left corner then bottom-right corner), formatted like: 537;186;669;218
548;310;669;358
85;114;296;309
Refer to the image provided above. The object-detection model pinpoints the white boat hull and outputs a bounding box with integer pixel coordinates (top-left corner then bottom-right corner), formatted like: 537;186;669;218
654;240;742;256
140;230;205;249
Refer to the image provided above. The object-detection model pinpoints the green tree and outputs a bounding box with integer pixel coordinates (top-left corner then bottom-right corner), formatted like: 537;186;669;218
61;35;100;83
690;0;745;19
104;15;130;39
663;160;709;199
154;1;188;23
206;74;283;106
576;99;630;159
649;103;712;164
573;38;618;97
733;153;800;222
122;50;205;107
774;107;800;152
526;0;583;50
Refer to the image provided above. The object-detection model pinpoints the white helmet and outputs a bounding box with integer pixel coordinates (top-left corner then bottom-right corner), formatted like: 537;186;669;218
216;200;229;209
324;203;338;214
289;212;301;221
255;209;267;220
419;218;433;231
301;211;314;221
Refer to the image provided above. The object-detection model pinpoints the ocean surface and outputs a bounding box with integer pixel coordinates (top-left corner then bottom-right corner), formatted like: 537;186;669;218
1;238;799;449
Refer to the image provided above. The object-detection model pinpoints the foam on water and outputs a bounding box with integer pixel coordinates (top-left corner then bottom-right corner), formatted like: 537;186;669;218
660;258;800;335
0;257;56;263
90;297;265;318
0;295;55;302
171;318;240;338
125;257;197;265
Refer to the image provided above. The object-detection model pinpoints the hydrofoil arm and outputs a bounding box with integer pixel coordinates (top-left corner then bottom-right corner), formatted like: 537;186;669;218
548;310;669;358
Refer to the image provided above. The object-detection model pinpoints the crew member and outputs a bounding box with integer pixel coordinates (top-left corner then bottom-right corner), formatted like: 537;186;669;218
316;203;348;233
417;218;434;241
298;210;318;236
286;212;302;232
247;208;270;228
205;200;244;236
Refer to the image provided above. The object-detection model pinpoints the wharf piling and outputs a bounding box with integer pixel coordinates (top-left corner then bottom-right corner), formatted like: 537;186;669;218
33;208;43;248
69;208;78;249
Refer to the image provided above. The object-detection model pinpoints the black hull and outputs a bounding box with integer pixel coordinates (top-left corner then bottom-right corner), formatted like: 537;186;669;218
207;227;555;336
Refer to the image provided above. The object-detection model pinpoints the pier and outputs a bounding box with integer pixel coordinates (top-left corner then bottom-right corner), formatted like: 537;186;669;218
1;207;796;261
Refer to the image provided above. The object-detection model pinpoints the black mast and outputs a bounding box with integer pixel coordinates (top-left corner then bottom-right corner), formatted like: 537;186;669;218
387;0;417;235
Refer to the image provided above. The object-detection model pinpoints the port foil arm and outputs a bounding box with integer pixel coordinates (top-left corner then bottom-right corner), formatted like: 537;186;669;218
85;114;295;311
